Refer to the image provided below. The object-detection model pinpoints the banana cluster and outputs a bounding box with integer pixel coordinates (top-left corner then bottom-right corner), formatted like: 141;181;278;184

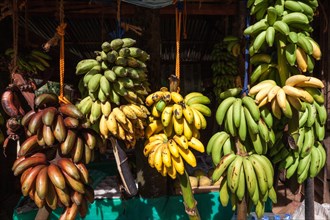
143;133;204;179
215;90;275;154
245;0;320;76
145;89;211;139
5;48;52;74
99;104;149;149
212;153;276;218
12;153;94;220
143;89;211;177
20;93;100;164
249;75;324;119
76;38;150;106
211;36;240;101
270;137;327;184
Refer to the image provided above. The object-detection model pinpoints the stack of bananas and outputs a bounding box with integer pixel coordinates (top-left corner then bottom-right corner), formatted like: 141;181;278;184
12;93;100;219
76;38;151;148
5;48;52;74
12;153;94;219
244;0;320;79
269;86;327;183
206;87;278;218
19;93;101;164
143;88;211;178
211;36;240;101
76;38;150;105
211;153;277;218
214;89;275;155
249;75;324;120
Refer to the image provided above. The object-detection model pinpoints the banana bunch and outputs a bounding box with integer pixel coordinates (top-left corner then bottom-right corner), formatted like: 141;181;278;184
12;153;94;220
211;36;241;101
143;132;204;179
5;48;52;74
272;140;326;184
211;153;277;218
244;0;319;72
215;89;275;154
98;104;149;149
145;88;211;139
284;33;321;73
19;93;101;164
143;88;211;177
76;38;150;106
249;75;324;119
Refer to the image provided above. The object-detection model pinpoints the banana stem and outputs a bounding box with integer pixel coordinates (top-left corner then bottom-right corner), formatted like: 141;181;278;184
237;197;247;220
276;38;289;87
178;170;201;220
35;205;51;220
235;138;247;156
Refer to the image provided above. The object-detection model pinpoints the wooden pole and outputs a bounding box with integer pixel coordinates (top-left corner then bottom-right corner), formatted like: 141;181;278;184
304;178;315;220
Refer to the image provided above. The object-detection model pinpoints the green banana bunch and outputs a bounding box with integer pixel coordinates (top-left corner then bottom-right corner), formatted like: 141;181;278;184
215;88;274;154
277;141;326;183
5;48;52;74
211;153;276;219
76;37;151;107
75;38;152;147
211;37;242;102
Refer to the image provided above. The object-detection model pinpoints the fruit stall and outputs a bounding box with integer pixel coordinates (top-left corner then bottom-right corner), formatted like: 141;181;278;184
0;0;329;220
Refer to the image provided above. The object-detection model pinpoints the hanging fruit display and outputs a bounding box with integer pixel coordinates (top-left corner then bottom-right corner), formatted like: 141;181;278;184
4;48;52;74
76;38;151;148
143;88;211;178
207;0;326;218
12;93;101;219
211;36;241;102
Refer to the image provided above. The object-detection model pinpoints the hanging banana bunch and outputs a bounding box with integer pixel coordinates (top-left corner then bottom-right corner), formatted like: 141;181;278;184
12;92;101;218
4;48;52;74
211;36;241;102
143;87;211;179
204;0;326;218
76;38;151;148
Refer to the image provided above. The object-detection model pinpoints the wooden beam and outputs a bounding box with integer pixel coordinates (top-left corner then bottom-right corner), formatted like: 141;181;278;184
24;1;237;16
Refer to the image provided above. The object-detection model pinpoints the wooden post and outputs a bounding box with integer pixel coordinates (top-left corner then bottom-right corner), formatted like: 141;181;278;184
304;178;315;220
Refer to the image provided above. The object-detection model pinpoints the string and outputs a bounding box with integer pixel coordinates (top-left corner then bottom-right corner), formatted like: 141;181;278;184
242;2;250;96
175;1;183;86
110;0;124;39
57;0;69;104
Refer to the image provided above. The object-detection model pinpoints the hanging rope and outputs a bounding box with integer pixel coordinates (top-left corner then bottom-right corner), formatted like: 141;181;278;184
57;0;69;104
242;1;250;96
110;0;125;39
175;2;183;88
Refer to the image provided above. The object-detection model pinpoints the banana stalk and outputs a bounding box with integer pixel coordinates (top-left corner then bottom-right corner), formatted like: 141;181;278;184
169;77;200;220
277;38;289;87
178;170;201;220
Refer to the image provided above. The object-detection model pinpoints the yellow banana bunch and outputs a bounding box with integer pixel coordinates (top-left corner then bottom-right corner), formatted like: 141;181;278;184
145;88;211;140
143;132;205;179
98;104;149;148
249;75;324;120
